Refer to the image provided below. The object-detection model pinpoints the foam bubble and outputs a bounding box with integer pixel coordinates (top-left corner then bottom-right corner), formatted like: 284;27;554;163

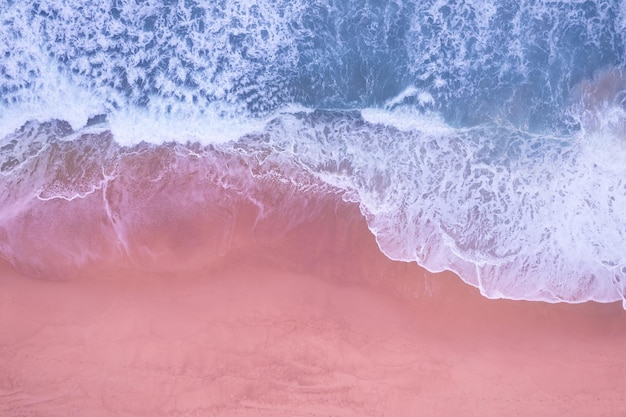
0;65;106;139
384;86;420;108
361;107;452;134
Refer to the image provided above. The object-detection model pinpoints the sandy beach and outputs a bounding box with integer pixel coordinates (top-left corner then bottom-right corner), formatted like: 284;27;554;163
1;201;625;417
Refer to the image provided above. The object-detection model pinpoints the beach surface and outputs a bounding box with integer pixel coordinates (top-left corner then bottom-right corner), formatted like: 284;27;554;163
2;2;626;415
1;202;626;417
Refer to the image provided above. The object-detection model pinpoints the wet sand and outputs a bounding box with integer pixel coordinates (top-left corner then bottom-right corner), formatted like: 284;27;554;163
1;202;626;417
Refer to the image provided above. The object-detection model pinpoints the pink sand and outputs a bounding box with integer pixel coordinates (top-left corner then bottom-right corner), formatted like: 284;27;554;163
1;203;626;417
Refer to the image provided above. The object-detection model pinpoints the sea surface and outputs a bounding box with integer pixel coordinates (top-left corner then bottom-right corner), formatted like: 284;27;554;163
1;0;626;305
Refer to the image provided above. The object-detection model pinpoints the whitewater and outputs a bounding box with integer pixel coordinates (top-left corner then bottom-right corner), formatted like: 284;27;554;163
1;0;626;306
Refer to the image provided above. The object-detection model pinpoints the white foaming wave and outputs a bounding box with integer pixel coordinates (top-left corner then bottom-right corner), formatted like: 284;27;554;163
0;64;107;140
107;102;256;146
361;106;453;134
107;101;316;146
0;66;309;146
383;86;420;108
0;70;308;146
261;108;626;306
0;59;307;146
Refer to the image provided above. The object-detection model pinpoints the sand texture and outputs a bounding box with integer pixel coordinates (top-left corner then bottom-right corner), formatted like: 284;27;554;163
1;203;626;417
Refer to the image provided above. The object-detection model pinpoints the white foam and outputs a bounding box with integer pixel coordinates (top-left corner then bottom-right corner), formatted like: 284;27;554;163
384;86;419;108
0;62;107;139
107;104;255;146
417;92;435;106
383;86;436;109
108;102;318;146
361;106;453;134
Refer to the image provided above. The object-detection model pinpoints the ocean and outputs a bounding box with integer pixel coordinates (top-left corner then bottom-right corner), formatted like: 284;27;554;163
1;0;626;305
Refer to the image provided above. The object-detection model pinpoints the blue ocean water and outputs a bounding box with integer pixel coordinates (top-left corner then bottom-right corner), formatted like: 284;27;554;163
1;0;625;304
